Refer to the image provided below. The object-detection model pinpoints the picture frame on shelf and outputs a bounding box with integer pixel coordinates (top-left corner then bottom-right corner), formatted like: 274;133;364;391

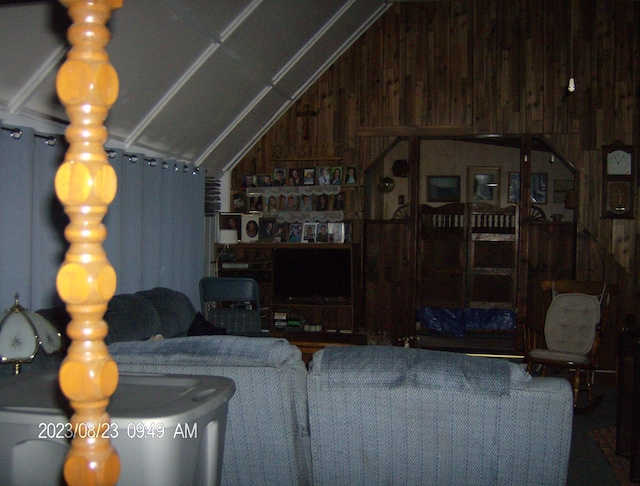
531;173;548;204
273;168;287;186
299;194;314;211
343;222;352;243
427;175;460;202
553;179;574;204
219;213;242;242
257;174;273;187
248;193;263;212
467;166;501;205
241;214;260;242
316;166;331;185
302;222;317;243
258;217;276;242
316;193;330;211
316;223;330;242
282;194;299;210
328;222;343;243
288;168;303;186
273;222;289;243
330;166;342;185
344;166;357;184
303;167;316;185
232;192;248;212
508;172;520;204
288;223;303;242
242;174;256;187
265;194;279;212
332;192;346;210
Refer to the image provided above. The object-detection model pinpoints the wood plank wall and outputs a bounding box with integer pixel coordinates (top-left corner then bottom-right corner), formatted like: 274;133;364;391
234;0;640;316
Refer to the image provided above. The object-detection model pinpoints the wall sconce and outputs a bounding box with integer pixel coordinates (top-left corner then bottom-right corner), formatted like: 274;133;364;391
0;295;62;374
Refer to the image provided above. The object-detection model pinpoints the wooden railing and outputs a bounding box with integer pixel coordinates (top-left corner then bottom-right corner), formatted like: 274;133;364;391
55;1;122;484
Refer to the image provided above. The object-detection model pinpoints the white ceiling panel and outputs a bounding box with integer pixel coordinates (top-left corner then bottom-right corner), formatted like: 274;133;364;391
135;50;273;160
0;0;390;174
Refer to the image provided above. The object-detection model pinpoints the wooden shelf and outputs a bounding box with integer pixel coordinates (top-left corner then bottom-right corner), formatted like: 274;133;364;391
215;243;358;333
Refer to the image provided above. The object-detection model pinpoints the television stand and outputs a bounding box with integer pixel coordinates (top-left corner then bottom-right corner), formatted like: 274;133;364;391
215;243;361;335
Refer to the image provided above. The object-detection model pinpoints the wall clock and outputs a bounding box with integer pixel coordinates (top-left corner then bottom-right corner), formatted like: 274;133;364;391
602;142;634;219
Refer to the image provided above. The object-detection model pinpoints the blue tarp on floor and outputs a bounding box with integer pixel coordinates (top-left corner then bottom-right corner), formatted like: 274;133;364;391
416;307;516;337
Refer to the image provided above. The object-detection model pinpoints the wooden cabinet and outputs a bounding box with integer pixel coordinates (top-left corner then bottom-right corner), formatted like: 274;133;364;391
216;243;360;334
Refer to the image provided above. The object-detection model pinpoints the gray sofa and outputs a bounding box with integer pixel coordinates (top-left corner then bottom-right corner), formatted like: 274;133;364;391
4;288;574;485
109;339;574;486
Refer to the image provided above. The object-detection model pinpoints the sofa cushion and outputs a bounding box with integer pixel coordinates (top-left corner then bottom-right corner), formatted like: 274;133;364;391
135;287;196;338
310;345;530;396
103;293;161;344
108;336;311;486
307;346;572;486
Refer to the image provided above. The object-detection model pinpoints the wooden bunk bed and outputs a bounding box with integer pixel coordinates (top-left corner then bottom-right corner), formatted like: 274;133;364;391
416;202;519;352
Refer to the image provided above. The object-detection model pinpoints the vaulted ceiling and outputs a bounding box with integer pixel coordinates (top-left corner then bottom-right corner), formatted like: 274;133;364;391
0;0;394;176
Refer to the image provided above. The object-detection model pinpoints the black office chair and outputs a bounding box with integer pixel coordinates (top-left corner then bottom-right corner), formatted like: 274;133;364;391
198;277;263;335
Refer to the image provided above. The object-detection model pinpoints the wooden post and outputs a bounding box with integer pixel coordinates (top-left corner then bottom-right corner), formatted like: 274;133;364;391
55;1;122;484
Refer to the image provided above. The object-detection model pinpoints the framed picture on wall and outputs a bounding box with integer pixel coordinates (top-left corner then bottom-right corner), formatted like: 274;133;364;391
467;166;501;205
427;176;460;202
531;173;548;204
553;179;574;204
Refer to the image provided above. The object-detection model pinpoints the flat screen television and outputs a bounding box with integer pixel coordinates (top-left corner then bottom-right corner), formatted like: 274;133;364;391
272;247;351;303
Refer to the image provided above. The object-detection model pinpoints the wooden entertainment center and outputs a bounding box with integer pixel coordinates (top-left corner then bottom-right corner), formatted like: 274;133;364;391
215;243;363;336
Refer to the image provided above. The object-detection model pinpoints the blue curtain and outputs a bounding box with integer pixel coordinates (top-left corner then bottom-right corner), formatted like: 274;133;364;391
0;124;204;311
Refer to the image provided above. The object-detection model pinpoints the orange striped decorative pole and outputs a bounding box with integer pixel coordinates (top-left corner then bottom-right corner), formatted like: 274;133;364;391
55;1;122;484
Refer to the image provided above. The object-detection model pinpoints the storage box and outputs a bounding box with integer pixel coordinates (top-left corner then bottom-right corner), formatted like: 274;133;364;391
0;372;235;486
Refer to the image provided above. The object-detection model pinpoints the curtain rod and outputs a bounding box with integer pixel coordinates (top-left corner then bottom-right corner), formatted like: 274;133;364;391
105;149;200;174
1;126;58;145
2;126;200;174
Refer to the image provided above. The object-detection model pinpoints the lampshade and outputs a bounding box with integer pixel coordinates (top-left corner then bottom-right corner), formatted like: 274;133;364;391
0;294;62;374
218;229;239;245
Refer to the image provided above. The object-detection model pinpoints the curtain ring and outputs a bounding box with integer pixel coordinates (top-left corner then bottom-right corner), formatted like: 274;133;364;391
147;158;157;167
162;161;169;170
10;128;22;139
182;164;189;173
128;154;138;163
45;136;57;146
106;149;117;159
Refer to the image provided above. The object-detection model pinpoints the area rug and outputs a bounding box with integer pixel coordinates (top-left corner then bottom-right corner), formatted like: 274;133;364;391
590;426;638;485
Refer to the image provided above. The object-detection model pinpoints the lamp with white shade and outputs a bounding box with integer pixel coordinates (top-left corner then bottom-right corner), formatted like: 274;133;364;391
0;294;62;374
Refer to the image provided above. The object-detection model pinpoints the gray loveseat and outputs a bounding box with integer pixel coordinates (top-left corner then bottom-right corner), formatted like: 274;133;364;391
3;288;574;485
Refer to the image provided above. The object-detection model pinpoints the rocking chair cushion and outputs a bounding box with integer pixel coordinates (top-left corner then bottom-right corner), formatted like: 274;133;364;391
544;293;601;355
528;348;590;365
